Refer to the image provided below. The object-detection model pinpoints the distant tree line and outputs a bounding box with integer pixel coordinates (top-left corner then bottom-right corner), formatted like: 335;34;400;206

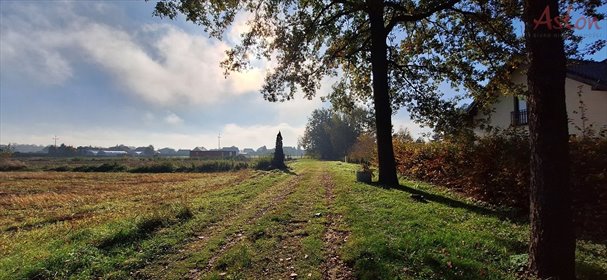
47;144;78;157
4;142;306;158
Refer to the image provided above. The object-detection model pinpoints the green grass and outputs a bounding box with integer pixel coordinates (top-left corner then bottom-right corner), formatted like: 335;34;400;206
1;160;605;279
326;161;606;280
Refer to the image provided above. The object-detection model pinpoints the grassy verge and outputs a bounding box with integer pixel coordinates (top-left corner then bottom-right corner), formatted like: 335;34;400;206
326;161;607;280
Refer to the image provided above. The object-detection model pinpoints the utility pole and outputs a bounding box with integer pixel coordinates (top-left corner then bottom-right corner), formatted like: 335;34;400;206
218;133;221;150
52;135;59;147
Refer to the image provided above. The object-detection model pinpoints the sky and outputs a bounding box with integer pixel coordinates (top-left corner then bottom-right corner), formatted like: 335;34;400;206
0;0;431;150
0;1;604;150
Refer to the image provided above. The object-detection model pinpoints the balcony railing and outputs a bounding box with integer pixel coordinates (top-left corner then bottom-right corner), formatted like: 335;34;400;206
511;110;528;126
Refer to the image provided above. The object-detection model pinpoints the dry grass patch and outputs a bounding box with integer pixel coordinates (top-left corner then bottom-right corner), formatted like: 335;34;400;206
0;169;292;279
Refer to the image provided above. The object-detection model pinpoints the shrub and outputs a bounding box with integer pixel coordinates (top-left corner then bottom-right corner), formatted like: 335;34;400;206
348;133;376;163
95;163;128;172
48;165;71;172
569;137;607;240
72;165;94;172
130;162;175;173
72;163;127;172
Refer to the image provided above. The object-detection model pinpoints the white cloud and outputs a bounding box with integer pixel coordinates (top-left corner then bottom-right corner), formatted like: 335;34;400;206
164;112;184;125
72;23;265;106
1;4;266;106
0;30;73;85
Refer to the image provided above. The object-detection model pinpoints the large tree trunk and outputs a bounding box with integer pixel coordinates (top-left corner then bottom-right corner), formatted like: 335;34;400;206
524;1;575;279
367;1;399;186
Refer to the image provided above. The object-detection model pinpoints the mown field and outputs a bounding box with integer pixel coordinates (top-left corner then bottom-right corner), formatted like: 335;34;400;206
1;157;254;173
0;160;605;279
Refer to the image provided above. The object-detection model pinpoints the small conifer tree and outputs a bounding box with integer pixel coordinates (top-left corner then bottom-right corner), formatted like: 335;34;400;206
272;131;286;169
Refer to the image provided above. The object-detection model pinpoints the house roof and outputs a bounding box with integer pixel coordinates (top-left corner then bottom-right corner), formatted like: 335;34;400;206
567;59;607;90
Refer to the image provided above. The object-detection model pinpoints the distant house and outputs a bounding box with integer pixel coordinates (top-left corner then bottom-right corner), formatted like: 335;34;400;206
190;149;238;159
189;147;206;157
468;59;607;137
222;146;239;153
131;146;156;156
189;147;237;158
176;149;191;157
158;148;177;156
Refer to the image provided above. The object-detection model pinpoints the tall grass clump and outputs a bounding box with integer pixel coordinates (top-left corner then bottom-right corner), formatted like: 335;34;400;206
193;161;227;172
172;160;248;172
253;157;272;170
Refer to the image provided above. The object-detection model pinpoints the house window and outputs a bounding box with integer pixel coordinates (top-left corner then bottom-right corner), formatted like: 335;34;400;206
511;96;528;126
517;96;527;111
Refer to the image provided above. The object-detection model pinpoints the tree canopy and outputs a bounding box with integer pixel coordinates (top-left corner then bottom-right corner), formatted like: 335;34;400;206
153;0;531;113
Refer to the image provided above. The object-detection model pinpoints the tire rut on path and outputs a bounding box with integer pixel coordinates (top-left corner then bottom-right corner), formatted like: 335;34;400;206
253;167;323;279
188;170;304;279
135;171;300;279
321;172;354;280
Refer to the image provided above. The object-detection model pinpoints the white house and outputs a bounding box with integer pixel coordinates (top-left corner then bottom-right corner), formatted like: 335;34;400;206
468;59;607;137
